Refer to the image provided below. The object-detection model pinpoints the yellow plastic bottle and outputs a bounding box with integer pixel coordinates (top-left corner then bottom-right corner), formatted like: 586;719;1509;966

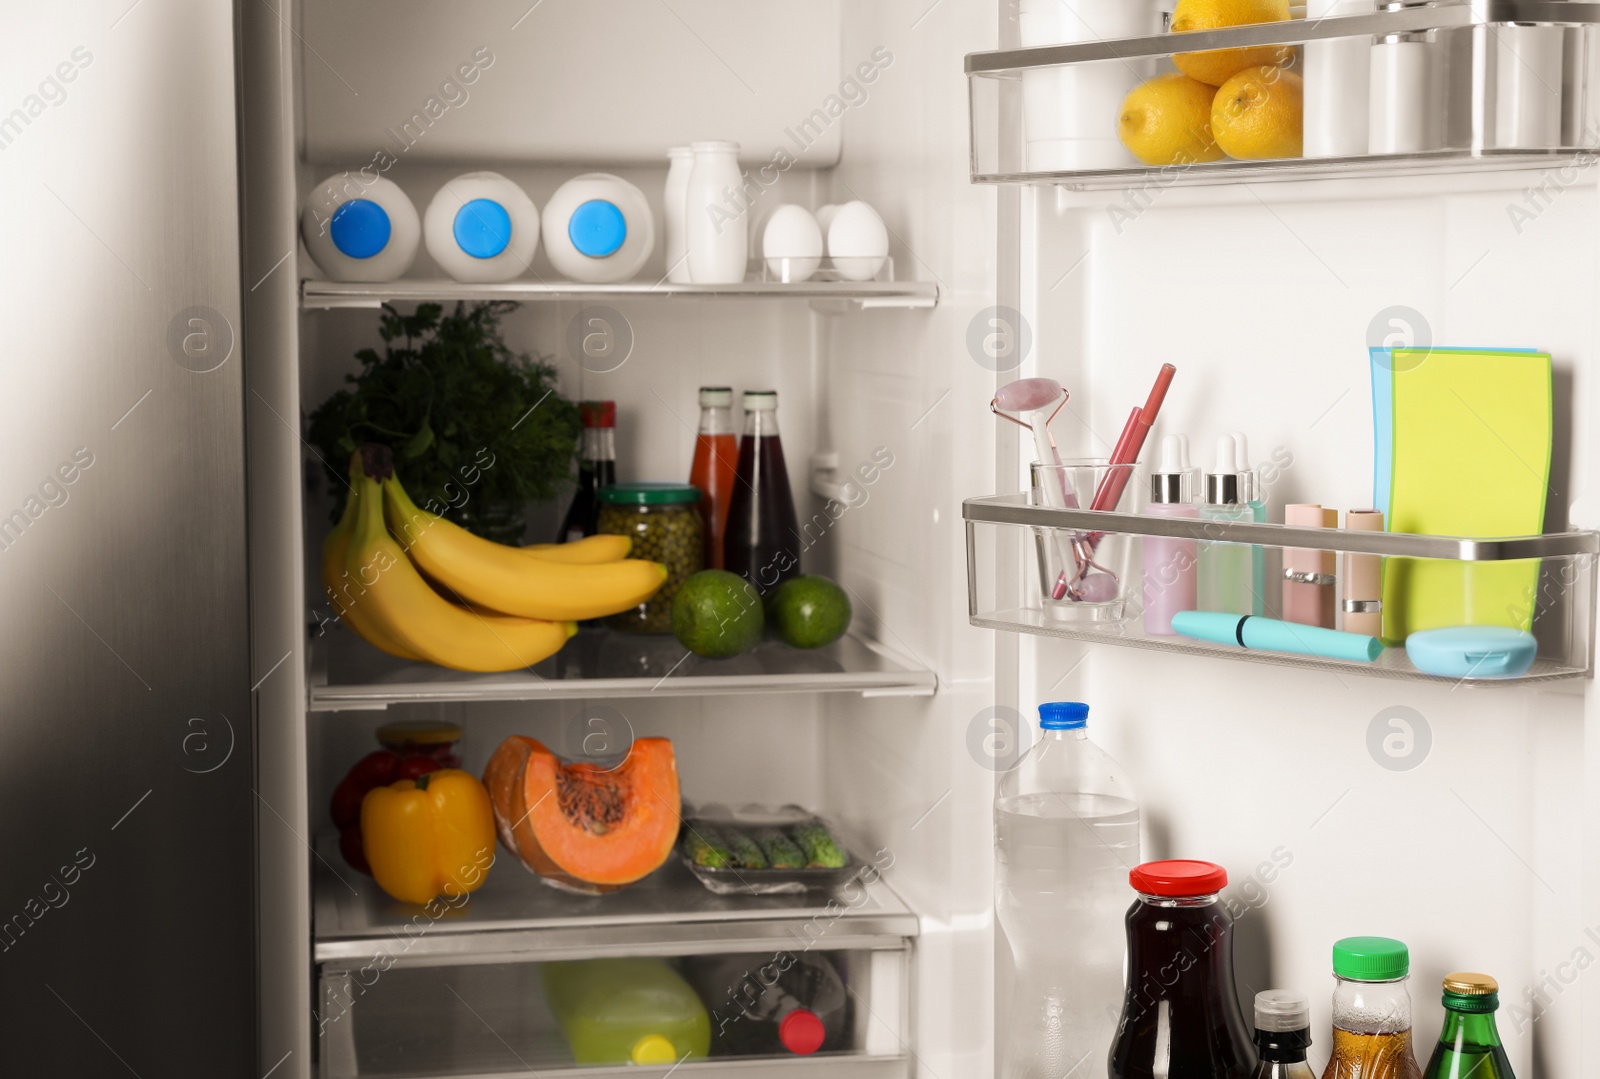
541;958;711;1065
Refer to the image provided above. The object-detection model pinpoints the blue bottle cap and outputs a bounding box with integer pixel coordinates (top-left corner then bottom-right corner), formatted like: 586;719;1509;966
1039;702;1088;730
329;198;391;259
453;198;513;259
1405;626;1537;679
568;199;627;258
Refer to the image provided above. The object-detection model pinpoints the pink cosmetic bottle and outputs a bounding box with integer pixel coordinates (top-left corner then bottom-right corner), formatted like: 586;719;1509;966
1143;434;1198;635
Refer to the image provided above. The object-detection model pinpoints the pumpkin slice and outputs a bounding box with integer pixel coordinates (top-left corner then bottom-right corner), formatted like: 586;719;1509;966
484;736;682;893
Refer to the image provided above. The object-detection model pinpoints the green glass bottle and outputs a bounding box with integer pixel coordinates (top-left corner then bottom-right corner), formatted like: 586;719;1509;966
1421;973;1515;1079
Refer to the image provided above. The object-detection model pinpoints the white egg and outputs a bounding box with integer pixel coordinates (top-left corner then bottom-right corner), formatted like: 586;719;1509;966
761;204;823;282
825;200;889;282
814;204;841;237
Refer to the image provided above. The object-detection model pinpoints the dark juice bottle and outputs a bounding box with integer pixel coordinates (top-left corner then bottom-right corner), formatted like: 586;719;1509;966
723;391;800;592
559;401;616;543
1110;859;1256;1079
688;387;738;569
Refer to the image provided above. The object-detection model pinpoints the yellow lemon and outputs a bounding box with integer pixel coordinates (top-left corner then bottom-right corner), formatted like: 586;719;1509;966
1117;73;1225;166
1212;66;1303;159
1171;0;1293;86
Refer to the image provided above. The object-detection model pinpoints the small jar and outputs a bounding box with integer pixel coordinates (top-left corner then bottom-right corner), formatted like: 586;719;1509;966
376;719;462;769
597;483;704;633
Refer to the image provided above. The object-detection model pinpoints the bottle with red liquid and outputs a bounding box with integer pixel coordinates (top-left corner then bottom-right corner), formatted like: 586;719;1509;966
1110;859;1257;1079
559;401;617;543
688;387;738;569
723;390;800;592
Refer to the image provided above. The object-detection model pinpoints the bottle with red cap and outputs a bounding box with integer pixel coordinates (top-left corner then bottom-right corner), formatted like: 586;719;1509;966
559;400;617;543
680;951;846;1058
995;702;1140;1079
1110;859;1257;1078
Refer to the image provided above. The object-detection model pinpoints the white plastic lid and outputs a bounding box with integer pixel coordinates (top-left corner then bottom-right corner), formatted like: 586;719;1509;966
699;387;733;407
743;390;778;411
1255;990;1310;1032
1155;434;1183;475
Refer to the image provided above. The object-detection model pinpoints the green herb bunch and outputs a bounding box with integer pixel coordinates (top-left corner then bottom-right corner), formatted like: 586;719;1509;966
308;301;580;532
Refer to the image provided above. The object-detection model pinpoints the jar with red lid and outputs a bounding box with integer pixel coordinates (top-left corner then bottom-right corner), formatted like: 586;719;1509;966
1109;859;1257;1079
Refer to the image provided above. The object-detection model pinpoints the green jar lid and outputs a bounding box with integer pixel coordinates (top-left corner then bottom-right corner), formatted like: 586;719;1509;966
598;482;701;506
1332;936;1410;981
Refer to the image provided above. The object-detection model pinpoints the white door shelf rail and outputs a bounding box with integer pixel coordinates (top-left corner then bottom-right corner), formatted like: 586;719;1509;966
965;0;1600;189
964;494;1600;684
300;277;940;311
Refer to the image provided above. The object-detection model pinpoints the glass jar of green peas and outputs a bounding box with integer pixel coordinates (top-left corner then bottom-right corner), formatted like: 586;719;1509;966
597;483;705;633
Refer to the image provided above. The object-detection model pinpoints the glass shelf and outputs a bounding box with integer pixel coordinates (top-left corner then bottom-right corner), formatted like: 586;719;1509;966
966;0;1600;189
313;837;916;965
300;273;939;311
964;494;1599;685
307;627;937;712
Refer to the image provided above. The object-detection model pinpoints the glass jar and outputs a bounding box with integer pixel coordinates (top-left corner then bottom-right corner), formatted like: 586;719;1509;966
1110;859;1257;1079
597;483;704;634
376;718;463;769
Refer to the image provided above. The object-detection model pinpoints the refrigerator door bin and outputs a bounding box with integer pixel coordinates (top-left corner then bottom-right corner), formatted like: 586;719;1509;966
966;0;1600;188
964;493;1598;683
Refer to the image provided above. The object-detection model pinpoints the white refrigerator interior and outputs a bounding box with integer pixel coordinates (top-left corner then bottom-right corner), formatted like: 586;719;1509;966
229;2;1600;1078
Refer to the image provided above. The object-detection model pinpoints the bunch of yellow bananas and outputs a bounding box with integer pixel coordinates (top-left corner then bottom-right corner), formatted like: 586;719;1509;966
322;449;666;672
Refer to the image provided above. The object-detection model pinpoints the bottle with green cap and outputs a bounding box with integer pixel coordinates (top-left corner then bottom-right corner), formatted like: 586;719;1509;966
1420;973;1515;1079
1322;937;1423;1079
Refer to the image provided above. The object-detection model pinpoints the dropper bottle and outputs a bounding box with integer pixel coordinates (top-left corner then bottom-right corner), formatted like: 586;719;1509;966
1143;434;1198;636
1252;991;1316;1079
1233;432;1267;615
1198;435;1254;616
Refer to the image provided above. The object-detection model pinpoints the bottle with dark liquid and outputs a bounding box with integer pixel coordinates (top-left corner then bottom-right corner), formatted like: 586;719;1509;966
1109;859;1256;1079
680;951;847;1057
723;390;800;592
1252;991;1318;1079
559;400;616;543
1321;937;1424;1079
688;387;737;569
1421;973;1515;1079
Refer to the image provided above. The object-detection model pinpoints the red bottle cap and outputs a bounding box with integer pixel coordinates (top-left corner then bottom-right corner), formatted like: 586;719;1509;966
580;400;616;428
1129;859;1228;897
778;1009;825;1055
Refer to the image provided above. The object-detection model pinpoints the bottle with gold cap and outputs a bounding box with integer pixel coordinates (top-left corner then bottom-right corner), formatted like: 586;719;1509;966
1421;973;1515;1079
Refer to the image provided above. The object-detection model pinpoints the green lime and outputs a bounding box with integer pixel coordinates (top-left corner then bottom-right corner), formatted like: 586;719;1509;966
672;570;764;658
769;575;852;649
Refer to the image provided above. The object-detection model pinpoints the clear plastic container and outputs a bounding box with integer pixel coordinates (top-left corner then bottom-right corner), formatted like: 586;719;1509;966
1323;936;1424;1079
996;702;1140;1079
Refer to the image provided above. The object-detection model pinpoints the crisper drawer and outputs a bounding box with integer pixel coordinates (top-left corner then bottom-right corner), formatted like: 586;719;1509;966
315;948;911;1079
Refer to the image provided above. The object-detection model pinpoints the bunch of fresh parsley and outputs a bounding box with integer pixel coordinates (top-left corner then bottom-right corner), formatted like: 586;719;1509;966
308;301;580;532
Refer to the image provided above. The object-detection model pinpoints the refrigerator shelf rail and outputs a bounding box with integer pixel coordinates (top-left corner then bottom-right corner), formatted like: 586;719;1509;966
314;843;917;967
307;628;938;711
966;0;1600;189
300;276;940;311
964;494;1599;684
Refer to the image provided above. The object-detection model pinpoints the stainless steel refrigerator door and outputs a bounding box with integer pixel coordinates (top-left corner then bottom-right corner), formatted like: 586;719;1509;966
0;1;253;1074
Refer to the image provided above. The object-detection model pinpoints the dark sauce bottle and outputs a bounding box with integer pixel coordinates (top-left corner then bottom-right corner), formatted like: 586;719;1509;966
723;390;800;593
1110;859;1257;1079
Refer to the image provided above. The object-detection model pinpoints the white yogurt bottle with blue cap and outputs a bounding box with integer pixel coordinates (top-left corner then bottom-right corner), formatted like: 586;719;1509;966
300;174;420;282
423;171;539;283
541;173;655;284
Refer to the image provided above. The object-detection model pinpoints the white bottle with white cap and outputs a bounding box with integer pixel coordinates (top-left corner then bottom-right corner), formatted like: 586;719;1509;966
301;174;420;283
541;173;656;284
423;172;539;283
663;147;694;284
685;141;748;284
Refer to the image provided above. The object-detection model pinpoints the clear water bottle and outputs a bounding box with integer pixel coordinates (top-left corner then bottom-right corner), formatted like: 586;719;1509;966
996;701;1140;1079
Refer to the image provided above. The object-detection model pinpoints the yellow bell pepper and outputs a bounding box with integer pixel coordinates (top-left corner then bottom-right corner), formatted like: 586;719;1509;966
361;769;496;905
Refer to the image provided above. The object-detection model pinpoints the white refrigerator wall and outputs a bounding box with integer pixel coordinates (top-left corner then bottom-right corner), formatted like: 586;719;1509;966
1019;175;1600;1075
